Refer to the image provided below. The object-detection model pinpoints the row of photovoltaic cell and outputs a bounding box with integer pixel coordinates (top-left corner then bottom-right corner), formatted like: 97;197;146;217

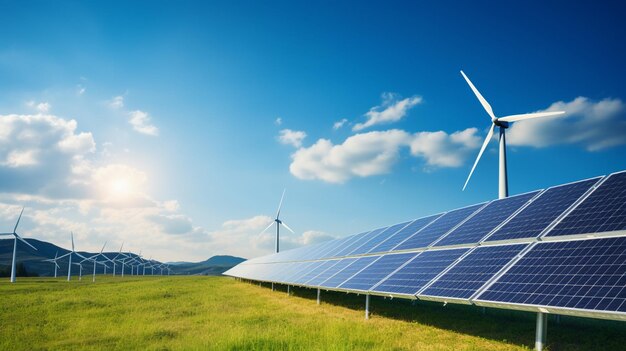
547;171;626;237
485;177;601;242
476;236;626;313
226;238;626;316
433;191;540;247
368;214;442;253
352;221;412;255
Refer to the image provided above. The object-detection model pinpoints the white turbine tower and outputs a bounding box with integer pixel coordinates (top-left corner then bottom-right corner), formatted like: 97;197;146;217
0;207;37;283
460;70;565;198
64;232;88;282
259;189;294;253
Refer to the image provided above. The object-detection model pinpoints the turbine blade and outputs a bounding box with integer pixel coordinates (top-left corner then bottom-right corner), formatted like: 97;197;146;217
15;233;37;250
497;111;565;123
280;221;295;234
100;241;107;253
463;124;496;191
276;188;286;219
13;207;25;233
71;232;75;251
259;221;274;236
76;252;89;260
119;242;124;253
55;251;58;259
57;252;72;259
460;70;496;121
55;262;60;269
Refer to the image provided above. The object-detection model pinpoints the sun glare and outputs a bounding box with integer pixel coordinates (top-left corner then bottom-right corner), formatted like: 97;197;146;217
110;178;132;198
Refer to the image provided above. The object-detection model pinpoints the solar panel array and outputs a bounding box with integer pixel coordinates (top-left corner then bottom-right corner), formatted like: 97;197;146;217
225;171;626;321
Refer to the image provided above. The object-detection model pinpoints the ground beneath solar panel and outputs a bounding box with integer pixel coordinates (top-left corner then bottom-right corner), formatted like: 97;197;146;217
1;276;624;351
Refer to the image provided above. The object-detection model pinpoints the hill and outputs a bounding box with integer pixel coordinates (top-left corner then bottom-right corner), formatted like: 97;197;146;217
167;255;246;275
0;238;244;277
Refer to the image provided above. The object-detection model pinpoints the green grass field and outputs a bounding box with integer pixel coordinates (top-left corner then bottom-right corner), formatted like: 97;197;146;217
1;276;625;350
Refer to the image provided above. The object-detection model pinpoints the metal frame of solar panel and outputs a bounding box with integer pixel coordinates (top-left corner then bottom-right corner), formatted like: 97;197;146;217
223;171;626;324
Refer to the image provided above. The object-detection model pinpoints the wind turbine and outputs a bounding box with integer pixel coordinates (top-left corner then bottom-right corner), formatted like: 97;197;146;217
65;232;88;282
460;70;565;198
73;262;84;281
0;207;37;283
42;251;61;278
81;242;109;282
259;189;294;253
111;243;128;277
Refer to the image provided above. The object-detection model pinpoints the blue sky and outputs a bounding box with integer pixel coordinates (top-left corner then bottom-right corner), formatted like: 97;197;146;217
1;1;625;261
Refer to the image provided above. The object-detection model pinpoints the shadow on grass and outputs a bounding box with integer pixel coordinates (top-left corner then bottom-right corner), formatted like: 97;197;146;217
255;282;626;351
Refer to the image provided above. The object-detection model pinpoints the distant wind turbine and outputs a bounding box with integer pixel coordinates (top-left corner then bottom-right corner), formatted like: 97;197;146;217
0;207;37;283
460;70;565;198
64;232;89;282
42;251;61;278
259;189;295;253
81;242;109;282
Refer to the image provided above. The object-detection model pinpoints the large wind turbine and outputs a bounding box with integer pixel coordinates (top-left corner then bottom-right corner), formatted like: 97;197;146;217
0;207;38;282
460;70;565;198
259;189;294;253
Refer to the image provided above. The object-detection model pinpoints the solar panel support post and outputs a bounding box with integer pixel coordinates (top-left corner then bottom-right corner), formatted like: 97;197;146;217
316;289;321;305
535;312;548;351
365;295;371;320
499;127;508;199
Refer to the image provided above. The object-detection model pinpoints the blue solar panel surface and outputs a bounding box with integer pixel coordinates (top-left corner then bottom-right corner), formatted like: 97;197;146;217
305;260;345;286
322;232;367;258
339;253;417;291
420;244;528;299
548;172;626;237
321;256;379;288
371;248;468;296
486;179;601;242
477;237;626;313
334;229;387;257
295;260;335;285
368;214;442;253
394;204;484;251
434;192;539;247
351;221;412;255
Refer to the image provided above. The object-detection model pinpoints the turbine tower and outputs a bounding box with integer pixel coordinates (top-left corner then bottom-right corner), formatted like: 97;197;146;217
460;70;565;198
0;207;38;283
259;189;294;253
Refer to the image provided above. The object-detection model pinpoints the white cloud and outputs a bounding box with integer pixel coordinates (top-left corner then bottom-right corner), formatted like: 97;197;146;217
507;97;626;151
77;85;86;95
26;101;51;113
109;96;124;109
289;128;481;183
353;93;422;131
275;117;282;125
3;149;38;168
128;110;159;136
409;128;481;168
289;130;411;183
333;118;348;130
278;129;307;148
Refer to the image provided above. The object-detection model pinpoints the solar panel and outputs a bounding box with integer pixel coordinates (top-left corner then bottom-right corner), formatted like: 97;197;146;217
339;253;418;291
368;214;442;254
434;192;539;247
486;178;601;242
295;260;337;285
320;256;380;288
333;227;388;257
371;248;468;296
350;221;412;255
394;204;485;251
419;244;528;300
287;260;326;284
547;171;626;237
307;258;356;287
280;261;320;283
476;237;626;313
321;232;368;258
